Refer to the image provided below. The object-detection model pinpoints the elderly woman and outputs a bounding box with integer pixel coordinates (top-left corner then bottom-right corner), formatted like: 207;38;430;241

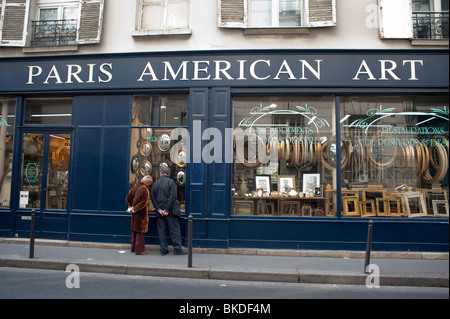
126;175;153;255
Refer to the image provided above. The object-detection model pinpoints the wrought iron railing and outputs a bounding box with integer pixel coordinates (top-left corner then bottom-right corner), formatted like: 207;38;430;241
412;11;449;40
31;19;78;46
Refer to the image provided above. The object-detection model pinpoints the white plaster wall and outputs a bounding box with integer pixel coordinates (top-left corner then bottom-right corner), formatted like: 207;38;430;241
0;0;445;58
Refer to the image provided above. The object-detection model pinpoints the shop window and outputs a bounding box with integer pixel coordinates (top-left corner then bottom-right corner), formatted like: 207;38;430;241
218;0;336;29
232;96;335;217
340;95;449;219
133;0;191;36
129;94;188;214
24;97;73;125
0;97;16;208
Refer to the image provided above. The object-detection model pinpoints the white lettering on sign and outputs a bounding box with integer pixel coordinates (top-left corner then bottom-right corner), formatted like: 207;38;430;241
26;63;113;85
25;58;425;86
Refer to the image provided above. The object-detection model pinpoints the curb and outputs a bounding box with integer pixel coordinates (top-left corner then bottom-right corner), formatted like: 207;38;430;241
1;258;448;288
1;238;448;260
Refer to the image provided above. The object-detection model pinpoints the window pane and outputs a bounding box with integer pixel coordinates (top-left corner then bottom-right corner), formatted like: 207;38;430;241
47;134;71;210
279;0;301;26
0;97;16;208
142;3;163;29
249;0;272;27
24;97;73;125
20;133;44;209
160;95;188;127
40;8;58;21
232;96;335;217
132;95;159;126
132;94;187;127
340;95;449;218
167;0;189;28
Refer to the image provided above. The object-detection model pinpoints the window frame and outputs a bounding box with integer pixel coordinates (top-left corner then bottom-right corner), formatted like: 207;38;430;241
133;0;192;36
248;0;303;28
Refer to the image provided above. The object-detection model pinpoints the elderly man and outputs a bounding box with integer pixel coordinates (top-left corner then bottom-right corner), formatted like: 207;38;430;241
151;167;186;256
126;175;153;255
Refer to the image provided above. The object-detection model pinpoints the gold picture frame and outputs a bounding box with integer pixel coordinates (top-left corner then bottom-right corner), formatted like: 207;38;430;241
360;200;377;217
342;197;360;217
387;195;403;217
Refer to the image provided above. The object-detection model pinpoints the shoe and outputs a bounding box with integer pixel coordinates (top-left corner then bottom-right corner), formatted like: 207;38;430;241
135;252;148;255
160;251;169;256
174;250;187;255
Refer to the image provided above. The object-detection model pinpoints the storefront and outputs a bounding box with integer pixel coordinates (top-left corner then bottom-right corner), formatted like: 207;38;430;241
0;49;448;251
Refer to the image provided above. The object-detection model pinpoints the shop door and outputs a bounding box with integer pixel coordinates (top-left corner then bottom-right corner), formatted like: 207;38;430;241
19;132;71;238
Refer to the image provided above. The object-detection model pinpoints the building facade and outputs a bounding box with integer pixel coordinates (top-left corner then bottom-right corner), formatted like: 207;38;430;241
0;0;449;251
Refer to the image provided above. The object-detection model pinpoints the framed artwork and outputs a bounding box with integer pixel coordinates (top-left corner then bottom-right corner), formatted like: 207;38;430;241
278;175;296;194
255;175;271;193
403;192;428;218
302;173;320;194
314;185;323;197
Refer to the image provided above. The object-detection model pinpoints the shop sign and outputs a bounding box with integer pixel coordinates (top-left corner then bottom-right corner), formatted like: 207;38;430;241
0;51;448;92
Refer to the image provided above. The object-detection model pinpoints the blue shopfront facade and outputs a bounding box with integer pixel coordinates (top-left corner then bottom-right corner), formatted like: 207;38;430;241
0;50;448;251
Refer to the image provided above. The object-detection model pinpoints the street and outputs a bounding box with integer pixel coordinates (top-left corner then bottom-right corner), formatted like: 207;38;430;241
0;267;448;300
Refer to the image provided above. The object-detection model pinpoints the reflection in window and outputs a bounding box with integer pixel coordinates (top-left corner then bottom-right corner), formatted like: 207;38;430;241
0;97;16;208
24;97;73;125
249;0;302;27
132;94;188;127
129;94;188;215
232;96;335;217
340;95;449;218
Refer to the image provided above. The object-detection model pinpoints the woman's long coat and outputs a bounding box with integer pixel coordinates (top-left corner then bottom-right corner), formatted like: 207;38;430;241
126;182;150;233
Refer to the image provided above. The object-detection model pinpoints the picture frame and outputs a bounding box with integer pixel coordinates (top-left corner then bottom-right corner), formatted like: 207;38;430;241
360;200;377;217
278;175;295;194
302;173;320;194
254;175;271;194
342;197;360;217
314;185;323;197
403;191;428;218
432;200;449;218
387;195;403;217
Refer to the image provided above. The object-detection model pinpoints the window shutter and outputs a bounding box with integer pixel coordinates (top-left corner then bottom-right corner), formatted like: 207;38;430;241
76;0;104;44
378;0;413;39
305;0;336;28
0;0;30;47
218;0;247;28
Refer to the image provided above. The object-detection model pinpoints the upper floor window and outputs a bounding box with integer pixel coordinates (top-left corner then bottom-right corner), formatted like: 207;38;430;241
0;0;104;48
379;0;448;40
218;0;336;29
412;0;449;39
133;0;191;36
248;0;302;28
32;0;79;46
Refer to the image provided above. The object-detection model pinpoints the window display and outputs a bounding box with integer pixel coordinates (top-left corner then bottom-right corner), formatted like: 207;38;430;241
339;95;449;218
129;94;188;213
232;95;335;217
232;94;449;219
0;97;16;208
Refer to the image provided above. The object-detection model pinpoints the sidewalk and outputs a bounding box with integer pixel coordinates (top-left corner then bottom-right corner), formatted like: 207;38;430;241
0;238;448;288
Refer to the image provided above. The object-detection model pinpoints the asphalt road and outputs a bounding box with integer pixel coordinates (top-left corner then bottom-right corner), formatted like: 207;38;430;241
0;267;448;300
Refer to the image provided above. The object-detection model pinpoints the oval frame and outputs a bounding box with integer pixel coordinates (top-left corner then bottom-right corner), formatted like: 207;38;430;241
140;141;152;157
